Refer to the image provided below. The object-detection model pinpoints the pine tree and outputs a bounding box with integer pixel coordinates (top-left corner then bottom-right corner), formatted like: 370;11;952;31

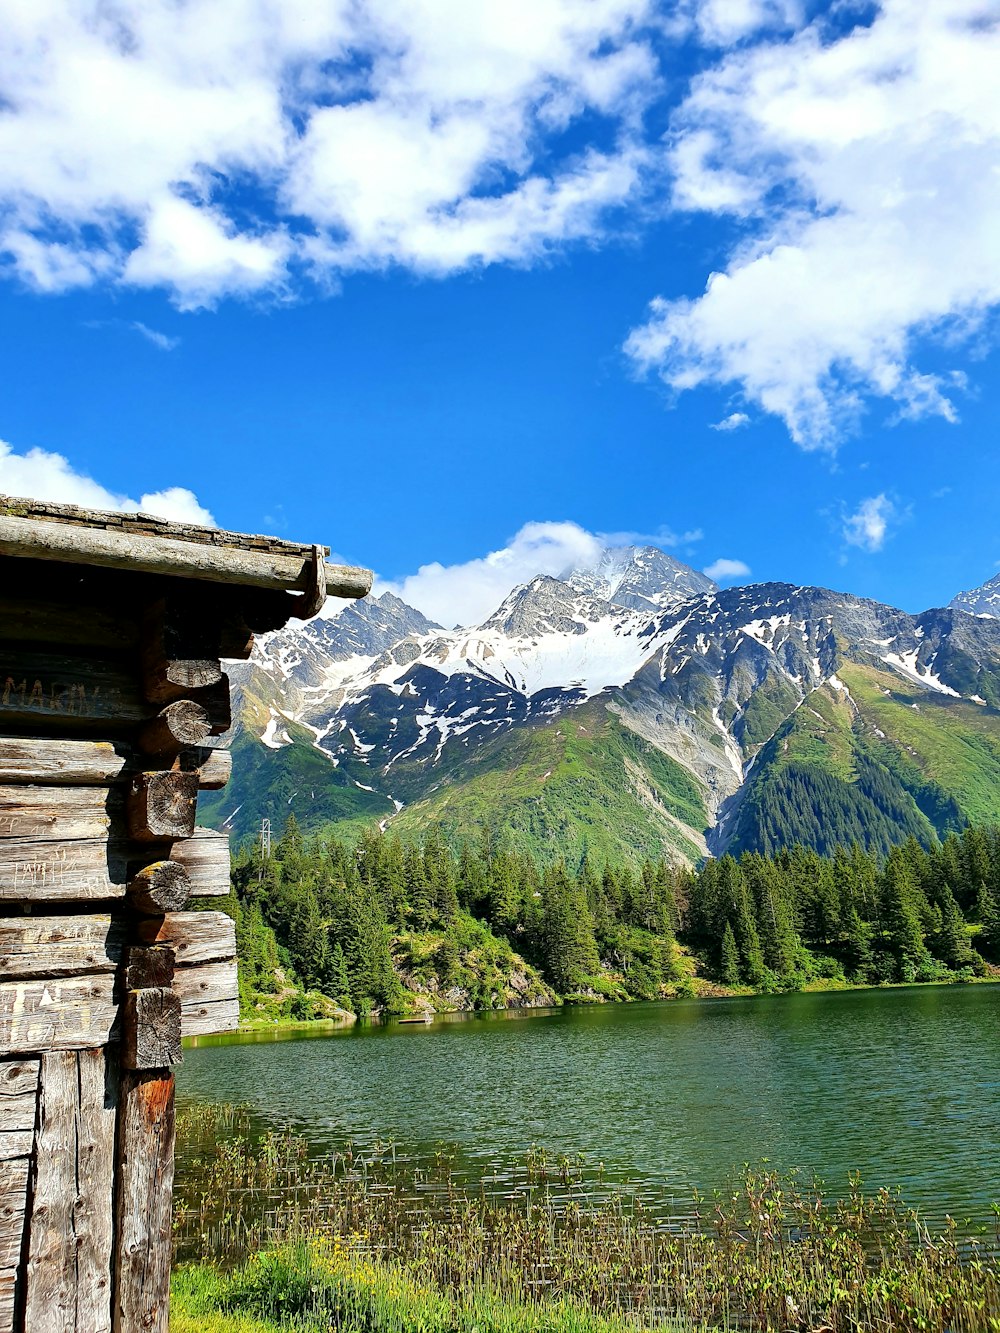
720;921;740;986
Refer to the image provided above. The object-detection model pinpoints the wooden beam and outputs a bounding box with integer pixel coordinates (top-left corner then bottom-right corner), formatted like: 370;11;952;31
169;828;231;897
0;651;149;734
0;513;372;600
134;912;235;967
122;946;174;992
173;960;239;1037
126;862;191;916
0;825;229;904
0;975;117;1058
141;597;223;704
0;916;125;982
0;1156;30;1331
113;1071;175;1333
74;1049;117;1333
23;1050;116;1333
0;738;126;786
127;772;198;843
0;736;230;789
137;701;212;758
0;1058;39;1164
0;786;114;843
121;990;182;1072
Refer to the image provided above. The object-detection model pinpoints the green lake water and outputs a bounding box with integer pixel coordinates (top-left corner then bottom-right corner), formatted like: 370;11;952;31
177;984;1000;1228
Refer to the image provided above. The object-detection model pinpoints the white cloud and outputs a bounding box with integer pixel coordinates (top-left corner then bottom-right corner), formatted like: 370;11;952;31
627;1;1000;448
130;322;179;351
710;411;749;432
376;521;605;627
0;438;215;525
703;557;750;581
0;0;661;306
842;494;896;553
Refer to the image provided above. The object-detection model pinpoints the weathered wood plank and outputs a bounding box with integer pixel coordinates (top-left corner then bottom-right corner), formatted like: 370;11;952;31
185;746;231;790
174;960;239;1036
137;701;212;758
134;911;235;967
0;915;125;982
0;591;138;653
74;1049;117;1333
179;996;240;1037
0;650;150;734
113;1071;175;1333
123;946;174;992
170;827;231;897
23;1051;78;1332
0;824;227;903
22;1050;116;1332
0;974;117;1057
121;990;182;1071
0;1157;30;1269
127;771;198;843
0;785;115;842
0;738;126;786
126;861;191;915
0;512;371;599
0;1059;39;1162
0;737;230;789
0;838;128;902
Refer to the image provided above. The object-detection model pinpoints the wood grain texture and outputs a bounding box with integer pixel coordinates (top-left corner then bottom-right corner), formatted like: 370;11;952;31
0;738;126;787
169;827;231;897
134;912;235;967
73;1049;117;1333
113;1071;175;1333
0;974;117;1058
22;1050;116;1333
126;861;191;916
173;960;239;1036
0;786;114;842
127;772;198;843
0;512;368;597
0;1156;30;1332
0;837;128;903
137;701;212;758
122;946;175;992
23;1051;78;1332
121;990;182;1071
0;650;149;734
0;737;231;790
0;915;125;982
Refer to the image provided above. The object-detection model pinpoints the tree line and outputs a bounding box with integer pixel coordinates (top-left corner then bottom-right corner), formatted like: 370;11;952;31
226;816;1000;1015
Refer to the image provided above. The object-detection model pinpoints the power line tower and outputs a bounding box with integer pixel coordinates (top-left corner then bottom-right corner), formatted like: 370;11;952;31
260;817;271;859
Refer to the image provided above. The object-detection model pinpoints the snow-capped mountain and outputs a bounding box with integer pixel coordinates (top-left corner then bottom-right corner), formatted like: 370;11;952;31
950;571;1000;618
205;548;1000;866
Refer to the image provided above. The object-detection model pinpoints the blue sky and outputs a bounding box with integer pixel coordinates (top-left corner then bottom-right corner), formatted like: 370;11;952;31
0;0;997;623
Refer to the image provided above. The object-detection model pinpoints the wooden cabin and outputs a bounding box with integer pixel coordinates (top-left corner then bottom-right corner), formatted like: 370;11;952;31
0;495;371;1333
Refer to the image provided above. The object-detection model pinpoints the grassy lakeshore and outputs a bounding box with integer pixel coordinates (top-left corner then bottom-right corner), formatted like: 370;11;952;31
173;1106;1000;1332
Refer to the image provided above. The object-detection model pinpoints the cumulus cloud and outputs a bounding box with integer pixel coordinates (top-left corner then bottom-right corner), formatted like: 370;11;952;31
0;438;215;525
710;411;749;432
841;494;896;553
627;0;1000;448
703;557;751;582
376;521;605;627
0;1;662;307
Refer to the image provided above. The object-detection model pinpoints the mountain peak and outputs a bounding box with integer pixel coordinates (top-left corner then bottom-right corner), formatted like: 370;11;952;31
566;544;716;614
950;572;1000;619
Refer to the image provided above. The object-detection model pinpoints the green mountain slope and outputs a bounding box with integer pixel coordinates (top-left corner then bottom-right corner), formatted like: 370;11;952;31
390;698;707;865
730;664;1000;856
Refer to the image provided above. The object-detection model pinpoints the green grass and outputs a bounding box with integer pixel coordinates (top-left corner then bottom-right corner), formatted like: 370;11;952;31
391;699;707;867
173;1244;671;1333
174;1106;1000;1333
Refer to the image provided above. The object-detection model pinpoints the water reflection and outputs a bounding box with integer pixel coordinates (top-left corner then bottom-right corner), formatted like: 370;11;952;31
177;984;1000;1228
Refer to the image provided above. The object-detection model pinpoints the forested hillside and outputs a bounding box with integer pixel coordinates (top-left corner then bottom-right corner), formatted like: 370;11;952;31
217;817;1000;1022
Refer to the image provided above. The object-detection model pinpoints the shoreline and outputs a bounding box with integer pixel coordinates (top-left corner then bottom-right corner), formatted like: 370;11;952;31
183;973;999;1048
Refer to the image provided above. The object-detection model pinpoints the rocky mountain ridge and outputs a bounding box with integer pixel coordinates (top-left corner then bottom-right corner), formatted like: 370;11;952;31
204;549;1000;865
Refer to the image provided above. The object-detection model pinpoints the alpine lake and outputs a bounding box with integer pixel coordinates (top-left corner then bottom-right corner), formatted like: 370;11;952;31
176;983;1000;1233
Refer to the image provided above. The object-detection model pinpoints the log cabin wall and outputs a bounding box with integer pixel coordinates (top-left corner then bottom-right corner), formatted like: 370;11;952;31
0;496;371;1333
